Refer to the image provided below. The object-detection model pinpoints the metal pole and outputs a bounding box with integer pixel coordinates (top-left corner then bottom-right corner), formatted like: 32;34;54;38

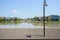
43;0;46;37
26;0;47;37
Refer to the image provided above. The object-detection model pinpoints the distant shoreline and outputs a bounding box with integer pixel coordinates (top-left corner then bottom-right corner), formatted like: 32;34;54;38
0;27;60;29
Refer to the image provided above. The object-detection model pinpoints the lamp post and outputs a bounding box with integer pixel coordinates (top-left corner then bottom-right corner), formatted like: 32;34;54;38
43;0;48;37
26;0;48;37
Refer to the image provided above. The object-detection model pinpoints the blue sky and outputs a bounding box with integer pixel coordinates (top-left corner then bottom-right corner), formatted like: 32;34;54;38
0;0;60;19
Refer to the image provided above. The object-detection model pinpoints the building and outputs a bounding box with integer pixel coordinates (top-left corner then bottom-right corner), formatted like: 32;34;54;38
48;15;59;21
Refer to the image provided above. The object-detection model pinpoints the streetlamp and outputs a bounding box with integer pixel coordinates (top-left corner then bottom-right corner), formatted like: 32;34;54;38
43;0;48;37
26;0;48;37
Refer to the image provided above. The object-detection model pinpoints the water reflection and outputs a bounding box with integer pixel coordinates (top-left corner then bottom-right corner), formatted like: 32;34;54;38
30;21;43;27
45;21;60;28
0;21;22;25
0;21;60;28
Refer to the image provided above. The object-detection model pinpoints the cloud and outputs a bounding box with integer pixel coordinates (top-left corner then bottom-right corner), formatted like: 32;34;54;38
12;10;18;13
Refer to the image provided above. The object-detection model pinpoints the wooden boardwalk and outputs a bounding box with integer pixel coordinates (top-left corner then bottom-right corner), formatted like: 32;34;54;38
0;28;60;39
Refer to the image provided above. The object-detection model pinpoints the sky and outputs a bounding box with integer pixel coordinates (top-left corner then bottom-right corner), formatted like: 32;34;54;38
0;0;60;19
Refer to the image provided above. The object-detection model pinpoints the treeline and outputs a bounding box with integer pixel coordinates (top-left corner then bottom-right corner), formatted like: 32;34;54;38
0;17;22;22
27;16;41;22
27;15;60;22
31;16;40;21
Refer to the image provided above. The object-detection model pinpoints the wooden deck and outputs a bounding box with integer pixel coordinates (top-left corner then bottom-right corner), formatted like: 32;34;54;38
0;28;60;39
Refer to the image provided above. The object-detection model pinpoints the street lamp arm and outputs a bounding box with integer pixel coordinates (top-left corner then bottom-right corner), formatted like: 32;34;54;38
43;0;48;7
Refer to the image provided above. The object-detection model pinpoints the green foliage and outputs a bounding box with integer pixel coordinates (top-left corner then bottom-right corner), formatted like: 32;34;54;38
0;17;22;22
31;16;40;21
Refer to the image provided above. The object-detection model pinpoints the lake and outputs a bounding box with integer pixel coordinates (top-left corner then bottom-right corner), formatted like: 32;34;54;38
0;21;60;28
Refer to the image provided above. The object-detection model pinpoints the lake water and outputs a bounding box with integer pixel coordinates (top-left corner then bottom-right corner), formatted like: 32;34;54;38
0;21;60;28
